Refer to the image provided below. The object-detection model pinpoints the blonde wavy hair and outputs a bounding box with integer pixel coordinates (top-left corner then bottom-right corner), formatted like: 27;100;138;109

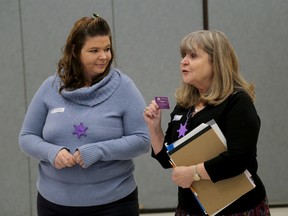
175;30;255;108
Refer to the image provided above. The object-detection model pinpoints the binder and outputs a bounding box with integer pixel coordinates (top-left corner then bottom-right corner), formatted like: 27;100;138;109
166;120;255;216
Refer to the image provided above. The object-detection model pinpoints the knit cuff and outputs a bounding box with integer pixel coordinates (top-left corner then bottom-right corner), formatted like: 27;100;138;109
47;145;67;166
78;145;103;168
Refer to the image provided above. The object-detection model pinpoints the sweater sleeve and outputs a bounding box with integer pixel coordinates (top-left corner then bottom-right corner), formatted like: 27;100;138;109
78;76;150;168
150;106;182;169
151;145;172;168
19;77;65;165
204;92;260;182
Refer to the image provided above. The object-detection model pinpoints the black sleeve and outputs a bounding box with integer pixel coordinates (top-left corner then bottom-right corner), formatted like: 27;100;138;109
151;145;172;168
150;105;183;169
205;92;260;182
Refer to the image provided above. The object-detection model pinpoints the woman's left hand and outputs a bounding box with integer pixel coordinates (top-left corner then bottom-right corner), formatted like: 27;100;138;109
73;150;85;168
172;166;194;188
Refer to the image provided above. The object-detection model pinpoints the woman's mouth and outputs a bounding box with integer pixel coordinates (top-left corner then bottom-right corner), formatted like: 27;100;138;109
182;69;189;73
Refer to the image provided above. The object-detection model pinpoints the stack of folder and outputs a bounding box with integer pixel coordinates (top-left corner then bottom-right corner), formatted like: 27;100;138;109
166;120;255;216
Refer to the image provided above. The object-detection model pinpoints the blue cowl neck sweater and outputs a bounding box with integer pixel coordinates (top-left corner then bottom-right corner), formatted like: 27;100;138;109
19;68;150;206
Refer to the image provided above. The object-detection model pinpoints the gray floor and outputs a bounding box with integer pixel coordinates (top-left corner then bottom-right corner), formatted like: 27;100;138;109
140;207;288;216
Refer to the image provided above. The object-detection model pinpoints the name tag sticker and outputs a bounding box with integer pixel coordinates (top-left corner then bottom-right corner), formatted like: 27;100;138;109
51;107;65;114
173;115;182;121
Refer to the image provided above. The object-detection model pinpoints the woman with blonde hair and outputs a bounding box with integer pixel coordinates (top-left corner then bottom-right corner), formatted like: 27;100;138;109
144;30;270;215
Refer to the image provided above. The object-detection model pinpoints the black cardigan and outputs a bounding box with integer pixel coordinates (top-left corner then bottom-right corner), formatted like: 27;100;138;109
152;92;267;215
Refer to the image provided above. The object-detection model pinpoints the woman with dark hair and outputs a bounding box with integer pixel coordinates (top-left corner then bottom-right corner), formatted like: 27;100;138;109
144;30;271;216
19;14;150;216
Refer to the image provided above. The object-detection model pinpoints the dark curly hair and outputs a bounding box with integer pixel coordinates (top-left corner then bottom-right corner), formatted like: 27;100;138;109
57;15;114;92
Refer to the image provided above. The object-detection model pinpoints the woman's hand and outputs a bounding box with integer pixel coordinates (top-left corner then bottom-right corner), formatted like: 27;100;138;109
73;150;85;168
143;100;162;130
143;100;165;154
54;148;76;169
172;166;194;188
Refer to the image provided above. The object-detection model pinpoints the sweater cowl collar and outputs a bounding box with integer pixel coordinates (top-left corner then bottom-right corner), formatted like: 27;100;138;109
60;68;121;107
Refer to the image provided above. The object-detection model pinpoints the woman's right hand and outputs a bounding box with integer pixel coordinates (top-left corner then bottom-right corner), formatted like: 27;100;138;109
54;148;76;169
143;100;162;130
143;100;165;155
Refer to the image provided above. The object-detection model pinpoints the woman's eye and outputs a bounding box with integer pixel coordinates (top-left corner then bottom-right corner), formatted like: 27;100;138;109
190;53;197;58
181;53;187;58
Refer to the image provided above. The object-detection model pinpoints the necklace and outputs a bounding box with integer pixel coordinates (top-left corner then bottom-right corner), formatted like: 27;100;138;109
176;102;206;138
62;98;92;139
193;103;206;115
177;107;194;138
73;121;89;139
62;89;99;139
72;105;92;139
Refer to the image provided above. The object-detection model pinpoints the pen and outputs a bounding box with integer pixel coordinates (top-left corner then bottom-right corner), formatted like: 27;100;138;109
169;160;198;197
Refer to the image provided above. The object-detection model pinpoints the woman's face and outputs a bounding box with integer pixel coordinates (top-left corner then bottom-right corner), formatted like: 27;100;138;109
180;48;213;93
80;35;112;85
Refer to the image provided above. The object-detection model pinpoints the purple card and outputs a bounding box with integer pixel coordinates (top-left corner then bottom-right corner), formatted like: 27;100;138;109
155;96;170;109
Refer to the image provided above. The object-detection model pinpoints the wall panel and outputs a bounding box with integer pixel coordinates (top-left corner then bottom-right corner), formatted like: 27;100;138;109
0;0;30;215
209;0;288;204
113;0;203;208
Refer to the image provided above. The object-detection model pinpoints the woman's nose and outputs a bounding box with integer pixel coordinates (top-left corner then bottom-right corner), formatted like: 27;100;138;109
181;57;189;66
99;51;107;59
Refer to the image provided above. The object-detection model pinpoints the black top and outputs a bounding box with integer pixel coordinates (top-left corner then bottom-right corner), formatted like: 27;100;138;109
152;92;267;215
